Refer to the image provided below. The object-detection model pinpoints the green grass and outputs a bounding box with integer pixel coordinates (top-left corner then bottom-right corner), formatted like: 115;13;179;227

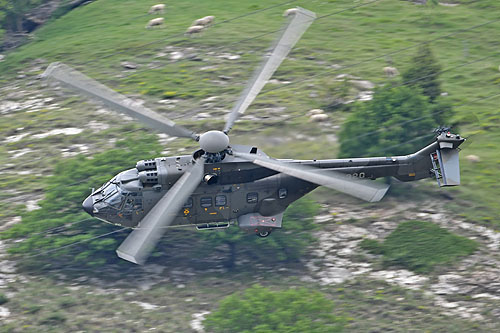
360;220;479;273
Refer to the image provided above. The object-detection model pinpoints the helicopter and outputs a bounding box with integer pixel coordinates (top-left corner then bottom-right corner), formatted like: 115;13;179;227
42;7;465;265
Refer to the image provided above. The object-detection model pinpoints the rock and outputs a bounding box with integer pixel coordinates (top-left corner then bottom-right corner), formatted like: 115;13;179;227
121;61;138;69
131;301;160;310
307;108;324;116
0;306;10;318
0;55;4;62
190;311;210;332
218;75;232;81
466;154;480;163
439;2;460;7
218;53;240;60
170;51;184;60
350;80;375;90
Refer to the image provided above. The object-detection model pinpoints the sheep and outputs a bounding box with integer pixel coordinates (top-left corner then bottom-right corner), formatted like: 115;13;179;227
466;155;480;163
146;17;165;29
192;16;215;26
148;4;165;14
309;113;328;122
186;25;205;35
283;8;298;17
383;66;399;77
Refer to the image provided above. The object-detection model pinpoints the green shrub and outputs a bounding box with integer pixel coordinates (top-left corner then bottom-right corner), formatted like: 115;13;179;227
204;284;346;333
39;311;67;325
0;292;8;305
359;238;384;255
362;221;478;273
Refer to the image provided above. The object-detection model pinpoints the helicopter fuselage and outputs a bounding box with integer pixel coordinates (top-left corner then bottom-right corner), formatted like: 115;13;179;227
82;135;463;235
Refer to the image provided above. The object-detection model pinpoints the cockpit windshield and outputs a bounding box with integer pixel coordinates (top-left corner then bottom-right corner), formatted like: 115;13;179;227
95;180;126;209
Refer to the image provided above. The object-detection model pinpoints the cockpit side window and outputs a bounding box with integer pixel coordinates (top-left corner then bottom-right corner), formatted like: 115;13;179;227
247;192;258;204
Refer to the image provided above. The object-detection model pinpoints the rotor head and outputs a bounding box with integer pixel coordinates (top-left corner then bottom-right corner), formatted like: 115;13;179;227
199;130;229;153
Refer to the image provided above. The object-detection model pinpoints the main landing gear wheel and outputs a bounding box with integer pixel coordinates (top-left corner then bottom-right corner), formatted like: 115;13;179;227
257;230;271;238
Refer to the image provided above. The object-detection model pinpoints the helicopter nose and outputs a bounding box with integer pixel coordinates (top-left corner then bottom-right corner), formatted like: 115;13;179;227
82;195;94;217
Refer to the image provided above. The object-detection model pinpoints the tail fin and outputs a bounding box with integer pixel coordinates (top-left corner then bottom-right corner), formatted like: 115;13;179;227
403;131;465;186
431;132;465;186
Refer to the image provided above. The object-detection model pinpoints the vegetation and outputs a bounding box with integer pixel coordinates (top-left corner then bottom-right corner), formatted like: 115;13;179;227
0;292;8;305
1;130;163;268
402;45;442;103
338;86;436;157
199;197;319;268
360;221;478;273
204;284;346;333
0;0;499;331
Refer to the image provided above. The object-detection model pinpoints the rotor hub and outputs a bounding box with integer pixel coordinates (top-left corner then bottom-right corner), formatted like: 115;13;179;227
199;130;229;153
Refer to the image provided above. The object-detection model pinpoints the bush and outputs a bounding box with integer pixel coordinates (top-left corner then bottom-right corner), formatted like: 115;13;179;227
361;221;478;273
204;284;346;333
339;86;435;158
0;292;8;305
2;131;162;269
198;197;320;268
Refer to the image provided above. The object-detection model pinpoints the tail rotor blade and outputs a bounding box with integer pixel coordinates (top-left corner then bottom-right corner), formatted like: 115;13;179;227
43;62;198;140
223;7;316;134
234;152;389;202
116;157;205;264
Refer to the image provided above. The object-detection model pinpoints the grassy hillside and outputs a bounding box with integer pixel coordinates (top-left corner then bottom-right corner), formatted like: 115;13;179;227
1;1;500;331
1;0;499;226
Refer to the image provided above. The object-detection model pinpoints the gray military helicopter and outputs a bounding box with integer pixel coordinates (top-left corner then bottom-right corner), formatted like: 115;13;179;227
43;8;465;265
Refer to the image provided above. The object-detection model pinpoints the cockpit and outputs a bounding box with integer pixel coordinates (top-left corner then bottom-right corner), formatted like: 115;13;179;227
82;171;144;227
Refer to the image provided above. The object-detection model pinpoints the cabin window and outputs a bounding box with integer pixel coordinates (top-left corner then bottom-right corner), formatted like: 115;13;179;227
200;197;212;208
183;197;193;208
247;192;258;204
278;188;288;199
215;195;227;206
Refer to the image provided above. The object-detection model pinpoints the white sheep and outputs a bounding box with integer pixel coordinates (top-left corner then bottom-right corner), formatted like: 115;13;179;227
148;4;165;14
309;113;328;122
186;25;205;35
283;8;298;17
383;66;399;77
146;17;165;29
192;15;215;26
307;109;324;116
466;155;480;163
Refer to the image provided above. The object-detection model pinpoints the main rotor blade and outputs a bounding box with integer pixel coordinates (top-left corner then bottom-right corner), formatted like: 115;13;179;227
116;157;205;264
223;7;316;134
42;62;198;140
234;152;389;202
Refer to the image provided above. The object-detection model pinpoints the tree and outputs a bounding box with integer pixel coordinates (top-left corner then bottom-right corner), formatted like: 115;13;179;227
402;44;442;103
198;197;319;268
204;284;346;333
338;86;436;158
2;131;163;269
